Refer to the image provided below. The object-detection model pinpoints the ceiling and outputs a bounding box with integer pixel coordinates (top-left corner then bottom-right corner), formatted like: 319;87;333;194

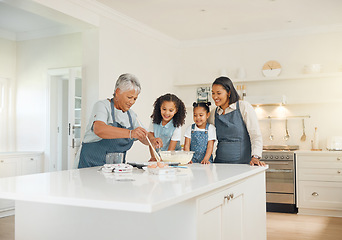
0;2;64;34
97;0;342;41
1;0;342;41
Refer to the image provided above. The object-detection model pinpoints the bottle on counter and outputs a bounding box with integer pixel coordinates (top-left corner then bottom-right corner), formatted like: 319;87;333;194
242;85;247;100
237;85;242;98
313;127;320;150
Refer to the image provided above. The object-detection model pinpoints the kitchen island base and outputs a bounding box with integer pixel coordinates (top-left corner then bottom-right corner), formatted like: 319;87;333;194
14;171;266;240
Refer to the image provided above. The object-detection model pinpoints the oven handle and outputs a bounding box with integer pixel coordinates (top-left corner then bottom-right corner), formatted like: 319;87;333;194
266;169;293;173
264;162;291;165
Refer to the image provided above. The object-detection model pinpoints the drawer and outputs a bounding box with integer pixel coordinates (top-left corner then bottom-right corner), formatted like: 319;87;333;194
298;181;342;210
297;155;342;169
298;168;342;181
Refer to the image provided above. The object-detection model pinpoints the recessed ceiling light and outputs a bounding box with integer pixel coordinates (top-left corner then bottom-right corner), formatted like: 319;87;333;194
287;20;293;23
200;9;206;12
222;27;228;30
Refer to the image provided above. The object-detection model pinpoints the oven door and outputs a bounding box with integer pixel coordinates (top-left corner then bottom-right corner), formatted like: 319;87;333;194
265;160;295;204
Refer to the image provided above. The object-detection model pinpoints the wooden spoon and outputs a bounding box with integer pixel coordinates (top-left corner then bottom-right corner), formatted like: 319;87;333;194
300;119;306;142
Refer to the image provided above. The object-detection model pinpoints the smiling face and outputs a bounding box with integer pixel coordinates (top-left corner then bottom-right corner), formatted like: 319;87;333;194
160;101;177;125
114;88;139;112
212;84;230;109
193;106;210;129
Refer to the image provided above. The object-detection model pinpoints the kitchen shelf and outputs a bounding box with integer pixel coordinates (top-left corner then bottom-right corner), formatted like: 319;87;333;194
174;72;342;86
261;115;311;120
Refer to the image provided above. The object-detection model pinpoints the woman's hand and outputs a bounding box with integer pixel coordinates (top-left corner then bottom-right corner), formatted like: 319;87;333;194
201;159;211;165
250;157;266;166
131;127;148;142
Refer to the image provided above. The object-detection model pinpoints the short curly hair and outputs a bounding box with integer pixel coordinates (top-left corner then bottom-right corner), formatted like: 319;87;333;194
151;93;186;128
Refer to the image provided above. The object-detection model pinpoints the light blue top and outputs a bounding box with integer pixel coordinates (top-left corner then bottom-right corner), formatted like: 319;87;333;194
151;119;181;151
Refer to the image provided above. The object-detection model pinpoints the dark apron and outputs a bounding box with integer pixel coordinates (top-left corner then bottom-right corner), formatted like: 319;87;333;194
78;99;134;168
190;123;213;163
214;101;251;164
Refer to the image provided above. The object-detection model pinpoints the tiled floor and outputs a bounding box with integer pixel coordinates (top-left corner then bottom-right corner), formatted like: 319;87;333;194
0;213;342;240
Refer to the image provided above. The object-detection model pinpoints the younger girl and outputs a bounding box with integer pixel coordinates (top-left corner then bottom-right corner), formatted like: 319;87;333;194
148;93;186;155
184;102;216;164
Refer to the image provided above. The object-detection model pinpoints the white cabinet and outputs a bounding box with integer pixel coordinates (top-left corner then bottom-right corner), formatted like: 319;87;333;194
296;151;342;217
0;157;21;177
0;152;43;217
197;172;266;240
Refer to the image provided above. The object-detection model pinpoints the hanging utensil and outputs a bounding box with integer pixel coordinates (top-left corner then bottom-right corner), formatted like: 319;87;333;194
300;119;306;142
284;118;290;141
268;116;274;141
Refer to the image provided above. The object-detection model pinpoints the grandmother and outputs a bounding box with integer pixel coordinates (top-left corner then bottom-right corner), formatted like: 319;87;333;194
78;73;149;168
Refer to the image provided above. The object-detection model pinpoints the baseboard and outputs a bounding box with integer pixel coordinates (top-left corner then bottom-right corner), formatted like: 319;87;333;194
0;208;15;218
298;208;342;218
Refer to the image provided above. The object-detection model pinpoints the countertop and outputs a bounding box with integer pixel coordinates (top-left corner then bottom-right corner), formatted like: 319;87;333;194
295;150;342;155
0;163;266;213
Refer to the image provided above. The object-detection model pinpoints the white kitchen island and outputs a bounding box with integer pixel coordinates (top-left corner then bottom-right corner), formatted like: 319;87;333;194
0;163;267;240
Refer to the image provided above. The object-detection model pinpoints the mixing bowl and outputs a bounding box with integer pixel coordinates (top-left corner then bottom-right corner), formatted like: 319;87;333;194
159;151;194;165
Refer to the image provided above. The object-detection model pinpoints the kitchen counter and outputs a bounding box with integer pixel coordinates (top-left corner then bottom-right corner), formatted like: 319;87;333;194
0;164;267;240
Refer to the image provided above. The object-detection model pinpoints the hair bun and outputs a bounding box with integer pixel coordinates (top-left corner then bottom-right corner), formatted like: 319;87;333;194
192;102;197;107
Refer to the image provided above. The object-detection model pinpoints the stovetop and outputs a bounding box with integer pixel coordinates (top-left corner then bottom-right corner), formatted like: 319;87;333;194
263;145;299;151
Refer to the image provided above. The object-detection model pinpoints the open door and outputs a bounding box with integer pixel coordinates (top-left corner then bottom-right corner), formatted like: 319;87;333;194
47;67;82;171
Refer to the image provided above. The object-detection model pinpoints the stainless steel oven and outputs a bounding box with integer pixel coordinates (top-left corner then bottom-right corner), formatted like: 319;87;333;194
262;145;298;213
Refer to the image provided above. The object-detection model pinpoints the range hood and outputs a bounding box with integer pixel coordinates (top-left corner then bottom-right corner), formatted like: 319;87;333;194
244;95;287;106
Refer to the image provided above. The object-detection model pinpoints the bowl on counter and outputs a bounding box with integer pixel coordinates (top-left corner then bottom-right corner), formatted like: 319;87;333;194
159;151;194;165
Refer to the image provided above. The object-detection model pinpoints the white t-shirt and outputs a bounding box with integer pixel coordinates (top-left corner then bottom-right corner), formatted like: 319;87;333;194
184;123;217;141
148;119;182;141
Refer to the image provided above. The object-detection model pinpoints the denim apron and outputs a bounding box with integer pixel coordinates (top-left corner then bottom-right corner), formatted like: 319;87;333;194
78;99;134;168
214;101;251;164
190;123;213;163
153;119;181;151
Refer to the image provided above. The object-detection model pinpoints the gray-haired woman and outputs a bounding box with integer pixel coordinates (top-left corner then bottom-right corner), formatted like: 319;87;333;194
77;73;150;168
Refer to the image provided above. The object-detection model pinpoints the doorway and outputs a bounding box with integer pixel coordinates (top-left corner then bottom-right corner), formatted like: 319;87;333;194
47;67;82;171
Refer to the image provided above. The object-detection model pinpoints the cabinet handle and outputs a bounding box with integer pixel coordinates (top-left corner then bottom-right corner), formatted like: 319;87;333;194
0;160;3;163
30;158;34;161
337;157;341;161
312;192;319;197
230;193;234;199
338;170;341;174
224;195;231;201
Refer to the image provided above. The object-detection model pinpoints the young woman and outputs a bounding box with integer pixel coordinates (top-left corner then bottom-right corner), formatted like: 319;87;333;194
209;76;265;166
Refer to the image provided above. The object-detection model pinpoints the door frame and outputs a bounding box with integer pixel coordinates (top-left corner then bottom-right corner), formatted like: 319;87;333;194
46;67;82;172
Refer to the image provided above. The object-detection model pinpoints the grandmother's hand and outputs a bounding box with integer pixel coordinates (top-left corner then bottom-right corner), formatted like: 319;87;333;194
131;127;148;141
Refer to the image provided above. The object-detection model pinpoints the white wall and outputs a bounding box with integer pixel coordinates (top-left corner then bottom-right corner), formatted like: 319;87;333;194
16;33;82;152
97;16;180;162
0;38;16;151
175;32;342;150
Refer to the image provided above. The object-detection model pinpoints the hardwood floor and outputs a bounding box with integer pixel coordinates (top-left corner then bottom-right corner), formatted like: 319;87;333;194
267;212;342;240
0;215;14;240
0;213;341;240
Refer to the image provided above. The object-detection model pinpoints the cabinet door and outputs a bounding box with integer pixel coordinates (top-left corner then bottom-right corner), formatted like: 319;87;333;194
198;188;225;240
298;180;342;210
197;182;246;240
222;183;245;240
22;156;38;175
0;157;21;177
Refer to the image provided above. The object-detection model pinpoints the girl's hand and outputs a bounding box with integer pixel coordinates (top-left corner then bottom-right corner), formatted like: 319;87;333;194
201;159;211;164
149;157;157;162
152;137;163;149
131;127;148;142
